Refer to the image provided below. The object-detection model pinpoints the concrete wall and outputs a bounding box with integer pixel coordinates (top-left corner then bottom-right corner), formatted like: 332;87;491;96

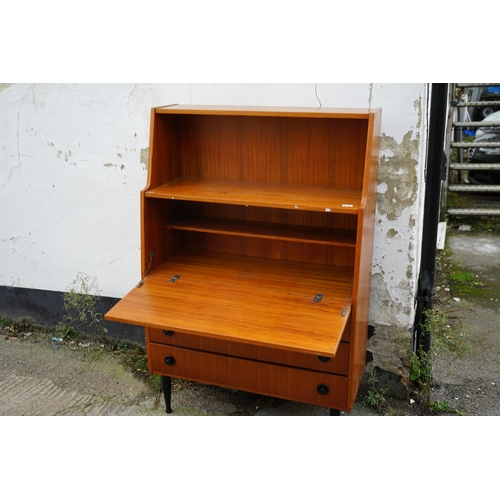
0;83;428;385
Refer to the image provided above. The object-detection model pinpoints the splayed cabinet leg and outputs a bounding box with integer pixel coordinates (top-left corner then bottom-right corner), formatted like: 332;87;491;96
162;376;173;414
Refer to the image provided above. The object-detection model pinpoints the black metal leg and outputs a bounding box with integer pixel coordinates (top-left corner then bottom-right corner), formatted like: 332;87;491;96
330;408;340;416
162;376;173;414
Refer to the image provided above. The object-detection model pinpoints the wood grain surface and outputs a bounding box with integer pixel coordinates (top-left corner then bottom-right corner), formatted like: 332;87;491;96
149;343;348;409
105;251;353;357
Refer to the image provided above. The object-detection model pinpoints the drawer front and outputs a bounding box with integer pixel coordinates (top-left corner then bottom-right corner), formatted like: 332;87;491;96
148;328;349;375
149;343;348;410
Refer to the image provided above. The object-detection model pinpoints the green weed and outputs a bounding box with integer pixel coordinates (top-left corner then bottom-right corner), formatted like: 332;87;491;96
61;272;106;340
446;192;469;209
411;308;470;406
442;260;490;300
364;369;393;414
429;400;450;413
447;214;500;233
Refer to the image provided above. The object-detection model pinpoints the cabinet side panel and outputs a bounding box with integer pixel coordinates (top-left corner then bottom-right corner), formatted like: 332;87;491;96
141;198;182;276
347;110;381;410
147;112;180;190
142;111;182;273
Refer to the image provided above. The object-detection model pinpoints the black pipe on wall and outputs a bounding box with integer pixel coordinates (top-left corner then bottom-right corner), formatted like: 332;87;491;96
414;83;449;353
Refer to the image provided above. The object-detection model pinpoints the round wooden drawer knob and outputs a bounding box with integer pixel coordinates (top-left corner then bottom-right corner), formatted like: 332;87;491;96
164;356;176;366
317;384;329;396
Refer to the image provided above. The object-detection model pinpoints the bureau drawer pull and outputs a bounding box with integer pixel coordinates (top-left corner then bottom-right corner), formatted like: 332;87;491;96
318;356;330;363
317;384;329;396
163;329;174;337
164;356;176;366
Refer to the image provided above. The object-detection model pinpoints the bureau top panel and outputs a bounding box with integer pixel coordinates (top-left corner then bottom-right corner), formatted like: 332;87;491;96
155;104;378;119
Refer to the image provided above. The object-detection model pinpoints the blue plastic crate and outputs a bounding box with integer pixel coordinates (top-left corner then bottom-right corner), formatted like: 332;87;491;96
487;86;500;94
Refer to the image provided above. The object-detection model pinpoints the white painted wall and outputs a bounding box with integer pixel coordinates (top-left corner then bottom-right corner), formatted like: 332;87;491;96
0;83;428;332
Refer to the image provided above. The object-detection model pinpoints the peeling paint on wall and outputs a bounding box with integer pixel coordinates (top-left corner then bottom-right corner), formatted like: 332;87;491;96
140;147;149;169
366;324;411;394
369;92;425;345
377;131;419;221
0;83;13;93
57;150;72;162
365;89;428;395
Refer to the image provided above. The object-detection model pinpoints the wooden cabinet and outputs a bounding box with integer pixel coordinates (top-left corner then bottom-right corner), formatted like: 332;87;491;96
105;104;381;414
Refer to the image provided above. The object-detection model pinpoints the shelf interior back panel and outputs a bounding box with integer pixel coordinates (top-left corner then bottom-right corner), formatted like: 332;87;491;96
176;114;368;187
105;251;353;357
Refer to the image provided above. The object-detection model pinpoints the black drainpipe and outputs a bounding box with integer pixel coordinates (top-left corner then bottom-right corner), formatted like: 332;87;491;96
414;83;449;353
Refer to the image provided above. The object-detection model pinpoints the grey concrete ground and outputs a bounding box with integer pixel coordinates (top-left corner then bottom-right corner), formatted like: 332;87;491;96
1;227;499;416
0;335;377;416
429;228;500;416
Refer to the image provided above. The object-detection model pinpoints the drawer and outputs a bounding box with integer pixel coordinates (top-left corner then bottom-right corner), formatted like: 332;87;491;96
148;328;349;375
149;343;348;410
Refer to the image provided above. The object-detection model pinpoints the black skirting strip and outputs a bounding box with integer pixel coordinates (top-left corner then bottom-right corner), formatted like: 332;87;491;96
0;285;145;346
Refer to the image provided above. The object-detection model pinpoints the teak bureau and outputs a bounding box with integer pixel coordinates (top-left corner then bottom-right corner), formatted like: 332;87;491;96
105;104;381;415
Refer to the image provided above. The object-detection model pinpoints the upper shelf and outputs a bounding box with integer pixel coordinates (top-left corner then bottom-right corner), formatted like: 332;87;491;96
145;177;362;214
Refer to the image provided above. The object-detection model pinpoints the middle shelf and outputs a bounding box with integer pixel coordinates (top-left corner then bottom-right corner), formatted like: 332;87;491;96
167;217;357;247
